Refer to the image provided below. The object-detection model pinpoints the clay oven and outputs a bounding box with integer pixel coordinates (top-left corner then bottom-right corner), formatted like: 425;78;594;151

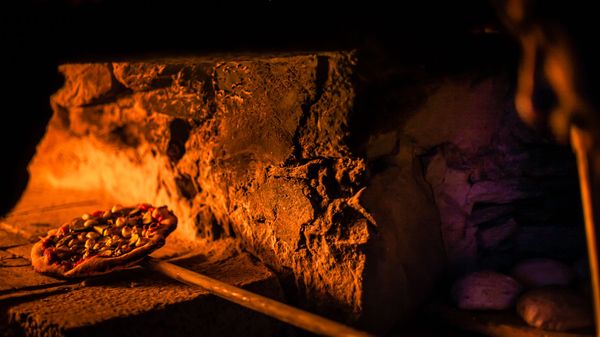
0;1;594;336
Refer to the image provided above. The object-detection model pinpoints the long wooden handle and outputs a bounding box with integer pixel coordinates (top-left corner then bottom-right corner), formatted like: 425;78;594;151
143;258;374;337
571;126;600;337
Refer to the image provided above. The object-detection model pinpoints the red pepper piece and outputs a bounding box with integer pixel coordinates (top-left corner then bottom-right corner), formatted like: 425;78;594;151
43;248;56;263
60;261;72;270
56;223;71;236
41;238;54;249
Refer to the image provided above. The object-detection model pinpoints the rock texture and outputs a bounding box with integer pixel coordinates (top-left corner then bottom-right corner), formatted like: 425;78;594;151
28;50;586;331
0;184;283;337
511;258;574;288
419;84;585;274
451;271;522;310
517;287;593;331
432;302;595;337
31;53;445;331
3;249;284;337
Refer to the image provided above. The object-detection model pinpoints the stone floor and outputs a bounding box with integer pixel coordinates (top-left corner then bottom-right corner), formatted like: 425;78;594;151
1;182;594;337
426;303;594;337
0;183;284;337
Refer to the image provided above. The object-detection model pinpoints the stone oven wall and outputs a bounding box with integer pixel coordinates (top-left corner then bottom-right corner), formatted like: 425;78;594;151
30;52;445;332
28;50;585;332
388;77;585;274
424;104;585;275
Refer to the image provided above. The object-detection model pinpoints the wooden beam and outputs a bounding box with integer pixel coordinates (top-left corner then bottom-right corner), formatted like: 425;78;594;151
144;258;374;337
571;126;600;337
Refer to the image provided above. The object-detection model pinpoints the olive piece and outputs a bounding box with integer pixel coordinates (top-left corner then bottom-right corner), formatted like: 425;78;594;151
85;239;95;249
98;250;113;257
136;237;148;247
121;226;132;238
86;232;100;240
152;206;170;219
129;208;141;216
55;240;67;249
71;219;88;232
160;216;176;226
142;212;153;225
67;238;78;248
115;217;126;227
83;219;98;229
129;233;139;245
94;225;109;236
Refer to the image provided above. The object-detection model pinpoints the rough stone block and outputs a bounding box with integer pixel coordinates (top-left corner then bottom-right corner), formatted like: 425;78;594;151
451;271;522;310
30;52;447;331
4;253;283;337
0;249;66;293
511;258;574;288
0;228;29;249
478;218;519;250
0;186;283;337
517;287;593;331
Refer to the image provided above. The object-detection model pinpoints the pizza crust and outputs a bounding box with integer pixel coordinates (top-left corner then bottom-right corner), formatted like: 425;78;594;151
31;240;69;277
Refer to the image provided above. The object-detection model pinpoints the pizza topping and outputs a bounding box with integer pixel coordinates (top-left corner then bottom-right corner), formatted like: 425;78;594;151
115;217;126;227
160;217;176;226
34;204;177;275
121;226;132;238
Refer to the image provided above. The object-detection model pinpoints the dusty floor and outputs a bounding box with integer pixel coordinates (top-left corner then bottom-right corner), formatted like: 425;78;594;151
0;182;283;337
0;182;592;337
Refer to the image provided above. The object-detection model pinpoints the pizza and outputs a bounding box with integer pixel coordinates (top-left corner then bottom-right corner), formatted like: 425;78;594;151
31;204;177;278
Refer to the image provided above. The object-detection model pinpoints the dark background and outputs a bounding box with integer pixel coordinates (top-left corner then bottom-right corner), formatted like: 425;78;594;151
0;0;508;215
